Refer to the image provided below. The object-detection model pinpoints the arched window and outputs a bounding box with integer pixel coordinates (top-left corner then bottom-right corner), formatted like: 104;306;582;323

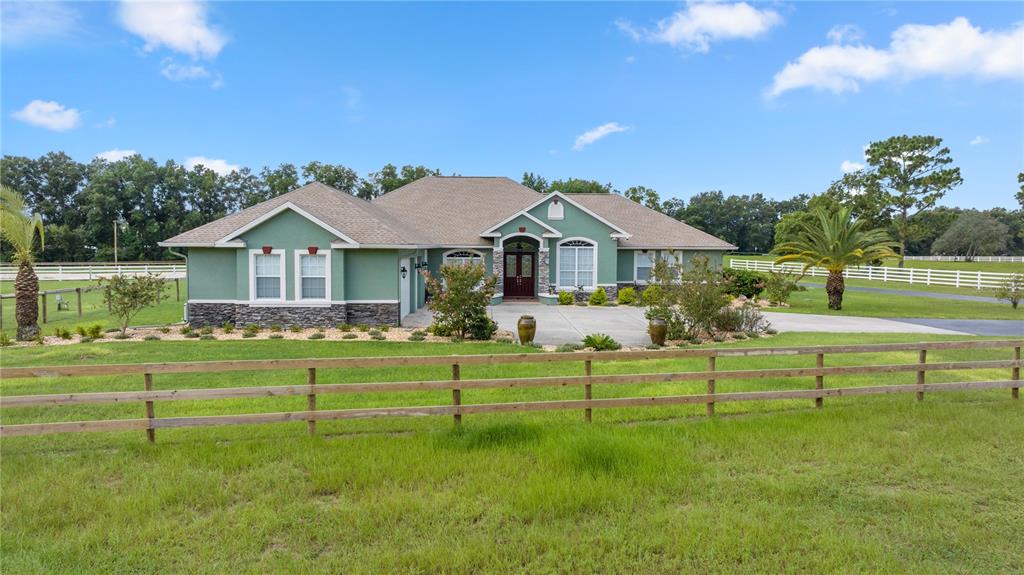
557;239;595;288
444;250;484;267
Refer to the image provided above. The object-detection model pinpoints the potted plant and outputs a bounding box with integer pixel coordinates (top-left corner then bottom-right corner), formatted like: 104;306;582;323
648;317;667;346
517;314;536;345
261;245;273;255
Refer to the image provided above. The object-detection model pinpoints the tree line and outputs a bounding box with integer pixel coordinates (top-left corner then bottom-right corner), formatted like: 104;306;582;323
1;134;1021;262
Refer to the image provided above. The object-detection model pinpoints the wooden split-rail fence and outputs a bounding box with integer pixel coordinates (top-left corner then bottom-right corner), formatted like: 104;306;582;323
0;340;1019;441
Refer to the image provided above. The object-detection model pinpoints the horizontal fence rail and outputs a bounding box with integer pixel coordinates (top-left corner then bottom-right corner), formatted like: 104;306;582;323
0;261;185;281
905;256;1024;263
1;340;1019;439
728;259;1020;290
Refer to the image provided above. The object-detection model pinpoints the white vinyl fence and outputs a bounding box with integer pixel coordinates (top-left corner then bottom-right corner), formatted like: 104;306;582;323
0;262;185;282
904;256;1024;263
728;259;1020;290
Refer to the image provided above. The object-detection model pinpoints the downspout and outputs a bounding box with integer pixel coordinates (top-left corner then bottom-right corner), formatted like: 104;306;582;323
168;249;188;323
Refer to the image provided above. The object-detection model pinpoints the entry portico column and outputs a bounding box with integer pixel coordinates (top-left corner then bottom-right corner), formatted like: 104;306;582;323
493;248;504;295
538;248;551;295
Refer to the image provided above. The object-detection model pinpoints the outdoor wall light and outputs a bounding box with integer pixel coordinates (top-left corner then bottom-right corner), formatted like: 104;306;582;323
400;266;408;279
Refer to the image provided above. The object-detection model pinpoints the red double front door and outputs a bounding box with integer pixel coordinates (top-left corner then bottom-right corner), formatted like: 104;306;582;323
504;251;535;297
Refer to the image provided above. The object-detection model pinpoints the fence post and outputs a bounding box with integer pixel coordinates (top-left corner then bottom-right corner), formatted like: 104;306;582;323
584;359;593;423
452;363;462;425
40;293;47;324
926;269;931;286
909;268;915;285
144;373;155;443
815;353;824;408
175;278;180;302
917;349;927;401
976;272;981;290
955;270;961;288
76;287;83;317
307;367;317;436
706;355;716;417
1013;346;1020;400
883;267;888;282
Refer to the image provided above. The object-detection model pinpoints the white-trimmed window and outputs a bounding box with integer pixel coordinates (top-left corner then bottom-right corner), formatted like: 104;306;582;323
250;250;285;301
444;250;484;267
558;239;595;288
634;251;654;283
297;252;328;300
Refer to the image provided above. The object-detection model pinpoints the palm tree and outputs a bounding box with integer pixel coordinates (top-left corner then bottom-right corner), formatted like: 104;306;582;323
0;185;45;340
771;206;899;310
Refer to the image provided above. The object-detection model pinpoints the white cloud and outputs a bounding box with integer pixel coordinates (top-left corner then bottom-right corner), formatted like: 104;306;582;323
185;156;239;175
1;2;80;45
95;149;138;162
768;17;1024;98
573;122;631;151
840;160;865;173
617;2;781;53
11;100;81;131
160;59;223;88
969;136;989;146
826;24;864;44
625;55;636;64
95;117;117;128
119;1;227;58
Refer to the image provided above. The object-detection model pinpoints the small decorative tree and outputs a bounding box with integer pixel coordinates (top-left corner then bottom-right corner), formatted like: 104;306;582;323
0;185;45;340
994;274;1023;309
763;270;800;306
102;273;168;335
423;263;497;340
677;256;729;337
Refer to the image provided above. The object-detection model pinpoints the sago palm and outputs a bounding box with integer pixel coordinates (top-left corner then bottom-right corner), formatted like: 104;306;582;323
771;206;899;310
0;185;45;340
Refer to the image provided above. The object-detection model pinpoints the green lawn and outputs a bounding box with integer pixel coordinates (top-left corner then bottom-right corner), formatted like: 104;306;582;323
0;279;186;335
2;334;1022;573
770;287;1022;319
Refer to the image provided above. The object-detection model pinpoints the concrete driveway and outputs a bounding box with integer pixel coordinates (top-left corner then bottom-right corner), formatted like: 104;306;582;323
486;303;970;346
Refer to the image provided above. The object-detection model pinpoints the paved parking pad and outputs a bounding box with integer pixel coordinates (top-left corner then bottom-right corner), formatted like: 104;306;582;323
485;303;969;346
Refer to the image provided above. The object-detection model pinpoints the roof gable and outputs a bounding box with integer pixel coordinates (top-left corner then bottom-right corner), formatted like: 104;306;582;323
218;202;358;246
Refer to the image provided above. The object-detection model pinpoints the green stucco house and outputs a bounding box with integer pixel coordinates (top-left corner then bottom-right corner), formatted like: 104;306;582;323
160;176;736;326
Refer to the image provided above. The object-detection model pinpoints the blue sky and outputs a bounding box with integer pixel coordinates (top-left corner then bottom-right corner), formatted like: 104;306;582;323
2;1;1022;209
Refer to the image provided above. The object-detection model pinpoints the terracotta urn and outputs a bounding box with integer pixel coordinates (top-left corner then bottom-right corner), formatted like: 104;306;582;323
517;315;536;345
648;318;668;346
307;246;319;255
261;245;273;255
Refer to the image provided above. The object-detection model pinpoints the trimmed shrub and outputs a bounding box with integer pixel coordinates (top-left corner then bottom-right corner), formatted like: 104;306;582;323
370;334;386;341
179;326;192;335
269;324;282;333
0;331;12;347
588;287;608;306
408;334;426;342
308;332;325;340
558;291;574;305
199;327;214;335
714;308;744;332
722;269;768;299
556;343;583;353
199;334;216;341
368;329;382;337
79;337;94;344
86;324;104;339
269;333;284;339
617;287;637;305
342;333;358;339
290;325;302;333
144;334;160;341
222;322;236;333
467;315;497;340
582;333;620;351
159;327;171;334
54;327;72;340
240;331;256;338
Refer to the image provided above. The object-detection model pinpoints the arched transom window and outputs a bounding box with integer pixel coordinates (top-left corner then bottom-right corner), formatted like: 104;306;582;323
558;239;595;288
444;250;484;267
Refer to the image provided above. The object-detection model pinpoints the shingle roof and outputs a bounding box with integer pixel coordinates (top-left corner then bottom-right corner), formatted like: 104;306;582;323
371;176;541;246
566;193;737;250
161;176;736;250
160;182;433;246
